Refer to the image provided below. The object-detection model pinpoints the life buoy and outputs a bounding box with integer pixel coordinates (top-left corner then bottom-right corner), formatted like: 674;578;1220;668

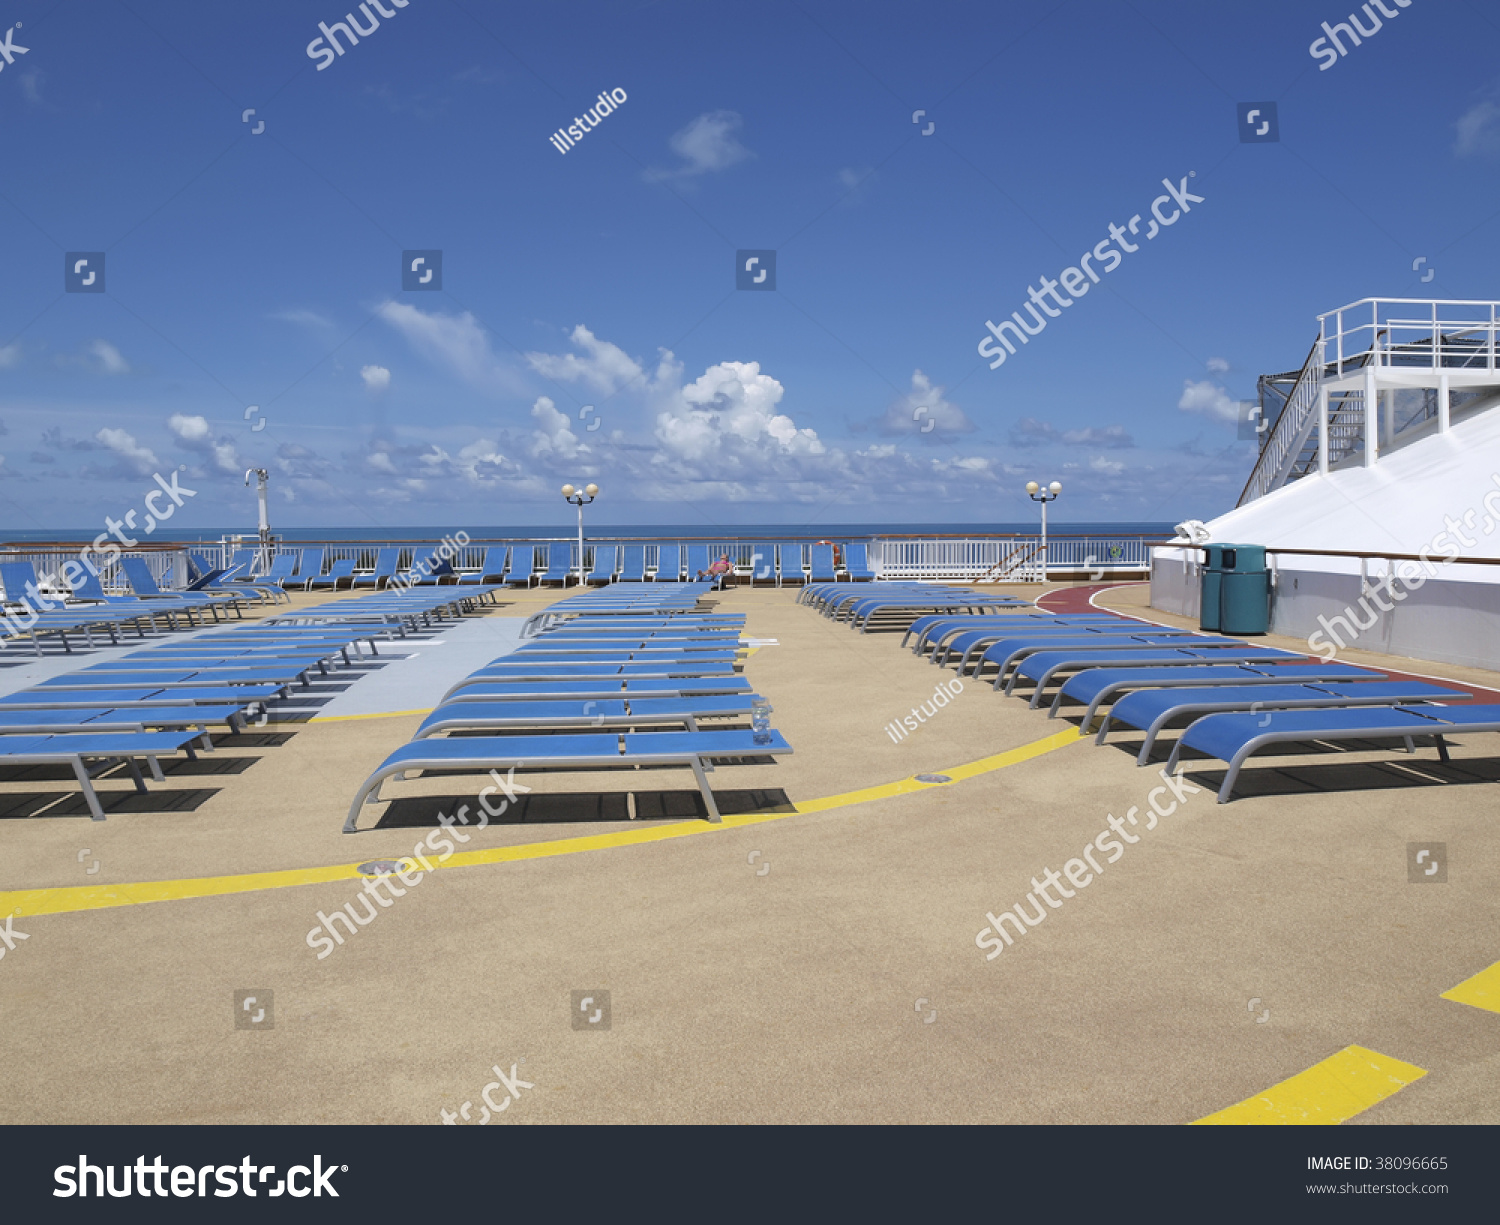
815;539;841;565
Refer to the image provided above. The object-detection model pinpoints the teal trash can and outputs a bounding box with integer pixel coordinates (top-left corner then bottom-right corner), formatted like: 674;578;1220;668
1218;544;1270;635
1198;544;1224;632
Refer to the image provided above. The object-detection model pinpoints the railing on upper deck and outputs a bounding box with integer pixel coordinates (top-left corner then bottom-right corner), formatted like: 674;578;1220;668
1319;298;1500;378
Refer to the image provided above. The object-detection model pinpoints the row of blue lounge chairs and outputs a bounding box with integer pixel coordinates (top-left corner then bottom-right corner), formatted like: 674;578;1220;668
0;583;506;820
345;584;793;831
890;605;1498;803
197;542;881;590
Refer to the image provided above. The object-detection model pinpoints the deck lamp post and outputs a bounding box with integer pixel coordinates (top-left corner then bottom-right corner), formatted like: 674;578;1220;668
1026;480;1061;581
561;483;598;586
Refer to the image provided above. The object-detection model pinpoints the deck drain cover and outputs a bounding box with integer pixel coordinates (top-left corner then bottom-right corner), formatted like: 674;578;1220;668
916;774;952;785
356;860;406;876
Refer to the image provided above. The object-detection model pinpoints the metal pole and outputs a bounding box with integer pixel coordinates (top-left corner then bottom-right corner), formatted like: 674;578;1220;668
577;500;585;586
1040;497;1048;582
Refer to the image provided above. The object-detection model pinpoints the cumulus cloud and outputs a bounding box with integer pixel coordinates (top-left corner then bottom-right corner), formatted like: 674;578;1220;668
1455;98;1500;158
168;413;240;473
530;396;589;462
1206;356;1230;373
1178;379;1240;423
377;300;525;395
526;326;646;396
361;364;391;392
95;427;159;475
1089;456;1125;475
644;110;752;181
876;369;976;438
655;360;823;467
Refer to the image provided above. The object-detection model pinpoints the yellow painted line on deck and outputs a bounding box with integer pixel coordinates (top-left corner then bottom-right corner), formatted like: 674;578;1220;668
0;726;1083;920
1441;959;1500;1014
1193;1045;1427;1125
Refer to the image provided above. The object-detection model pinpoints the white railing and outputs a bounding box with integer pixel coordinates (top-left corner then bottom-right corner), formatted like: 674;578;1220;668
874;536;1158;582
1319;298;1500;377
0;547;187;597
1238;341;1320;505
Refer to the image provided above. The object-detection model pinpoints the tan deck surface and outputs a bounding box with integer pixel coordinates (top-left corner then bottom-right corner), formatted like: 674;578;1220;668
1;581;1497;1124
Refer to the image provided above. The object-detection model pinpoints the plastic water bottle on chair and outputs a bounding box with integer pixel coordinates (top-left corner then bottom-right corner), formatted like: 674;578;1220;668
751;699;773;745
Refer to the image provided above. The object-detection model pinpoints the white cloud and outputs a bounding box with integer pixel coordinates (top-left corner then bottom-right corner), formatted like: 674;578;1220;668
655;360;824;467
526;326;645;396
645;110;752;181
167;413;240;473
1178;379;1239;423
361;364;391;392
0;342;19;369
1206;356;1230;373
1089;456;1125;475
876;369;976;437
168;413;211;444
95;427;159;475
1455;99;1500;158
1010;417;1059;446
530;396;588;462
377;301;525;395
90;340;130;375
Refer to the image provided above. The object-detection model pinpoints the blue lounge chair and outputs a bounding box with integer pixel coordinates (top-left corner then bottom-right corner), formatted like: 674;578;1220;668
539;543;574;586
653;546;683;581
587;546;618;585
0;730;207;820
1049;663;1387;725
809;544;837;583
0;685;284;709
843;542;877;581
353;547;402;589
1100;680;1468;764
293;548;326;590
438;677;755;703
507;546;541;587
120;557;248;616
1004;646;1303;702
345;728;793;831
1165;704;1500;803
414;694;760;738
406;543;456;585
685;545;713;581
261;554;299;588
776;545;805;587
976;633;1253;686
459;546;509;585
618;545;646;582
307;559;357;589
746;545;776;585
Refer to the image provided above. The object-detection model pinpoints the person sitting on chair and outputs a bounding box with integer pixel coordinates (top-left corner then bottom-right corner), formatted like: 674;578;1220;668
697;552;735;588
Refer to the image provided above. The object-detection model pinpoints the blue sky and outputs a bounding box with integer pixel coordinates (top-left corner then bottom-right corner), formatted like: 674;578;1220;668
1;0;1498;535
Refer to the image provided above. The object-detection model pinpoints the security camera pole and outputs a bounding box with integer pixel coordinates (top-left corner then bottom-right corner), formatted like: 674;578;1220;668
1025;480;1062;581
245;467;272;574
561;483;599;586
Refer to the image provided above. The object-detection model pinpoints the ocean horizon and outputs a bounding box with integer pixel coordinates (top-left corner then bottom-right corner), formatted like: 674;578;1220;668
1;521;1179;546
